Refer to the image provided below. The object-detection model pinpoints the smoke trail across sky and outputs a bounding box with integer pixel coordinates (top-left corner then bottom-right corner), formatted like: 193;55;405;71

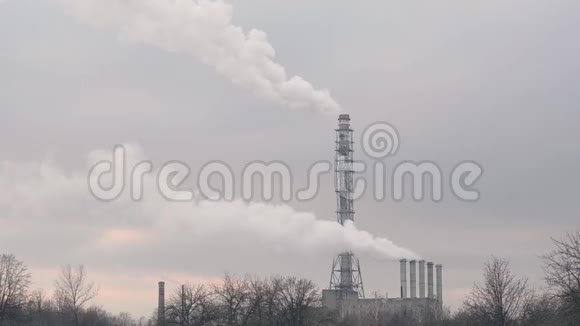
0;145;419;270
51;0;340;113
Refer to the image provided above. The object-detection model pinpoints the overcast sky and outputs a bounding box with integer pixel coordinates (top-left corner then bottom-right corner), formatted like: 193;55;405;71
1;0;579;318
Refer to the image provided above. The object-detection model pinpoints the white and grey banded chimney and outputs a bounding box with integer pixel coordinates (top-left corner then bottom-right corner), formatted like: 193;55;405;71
427;262;434;299
436;264;443;305
419;260;426;298
158;281;165;326
409;260;417;298
400;259;407;298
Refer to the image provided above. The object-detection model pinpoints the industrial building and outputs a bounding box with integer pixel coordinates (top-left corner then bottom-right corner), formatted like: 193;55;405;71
322;259;443;316
322;114;444;316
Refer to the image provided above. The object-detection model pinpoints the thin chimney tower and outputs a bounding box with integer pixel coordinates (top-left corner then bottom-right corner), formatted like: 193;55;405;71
427;262;435;299
419;260;426;298
400;259;407;298
436;264;443;306
409;260;417;298
329;114;365;298
158;281;165;326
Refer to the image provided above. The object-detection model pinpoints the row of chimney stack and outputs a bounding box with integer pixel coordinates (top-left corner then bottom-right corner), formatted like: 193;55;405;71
400;259;443;304
159;260;443;325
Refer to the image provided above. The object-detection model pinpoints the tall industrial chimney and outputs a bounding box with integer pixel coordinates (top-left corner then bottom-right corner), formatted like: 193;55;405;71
419;260;426;298
400;259;407;298
158;281;165;326
436;264;443;305
329;114;365;298
409;260;417;298
427;262;434;299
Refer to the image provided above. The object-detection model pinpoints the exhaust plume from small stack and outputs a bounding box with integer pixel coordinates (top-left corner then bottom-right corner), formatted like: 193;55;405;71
55;0;340;113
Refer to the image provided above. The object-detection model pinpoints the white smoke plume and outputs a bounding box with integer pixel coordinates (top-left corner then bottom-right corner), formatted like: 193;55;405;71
0;145;419;270
53;0;340;113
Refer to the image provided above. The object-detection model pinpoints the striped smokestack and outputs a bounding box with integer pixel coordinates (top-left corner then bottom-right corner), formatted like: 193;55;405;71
427;262;434;299
419;260;426;298
409;260;417;298
158;281;165;326
400;259;407;298
436;264;443;306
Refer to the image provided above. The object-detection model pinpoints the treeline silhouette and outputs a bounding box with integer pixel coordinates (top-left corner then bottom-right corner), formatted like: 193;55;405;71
0;230;578;326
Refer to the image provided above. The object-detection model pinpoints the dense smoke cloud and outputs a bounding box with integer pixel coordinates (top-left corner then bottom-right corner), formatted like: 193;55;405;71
53;0;340;113
0;146;419;270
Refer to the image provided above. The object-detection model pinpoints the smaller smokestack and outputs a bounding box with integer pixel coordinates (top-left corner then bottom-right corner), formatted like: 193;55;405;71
409;260;417;298
436;264;443;305
400;259;407;298
427;262;434;299
158;281;165;326
419;260;426;298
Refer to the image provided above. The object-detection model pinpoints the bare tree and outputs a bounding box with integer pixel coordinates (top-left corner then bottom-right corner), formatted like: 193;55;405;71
27;289;47;326
0;254;31;326
54;265;98;326
463;257;534;326
519;293;560;326
212;274;251;326
260;277;284;326
542;230;580;325
115;312;136;326
166;284;217;326
277;277;320;326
